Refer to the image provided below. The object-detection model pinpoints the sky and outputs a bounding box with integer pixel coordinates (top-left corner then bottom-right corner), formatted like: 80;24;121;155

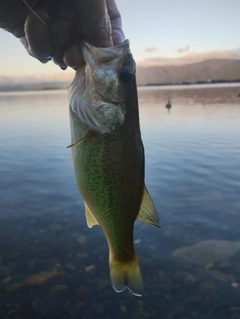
1;0;240;81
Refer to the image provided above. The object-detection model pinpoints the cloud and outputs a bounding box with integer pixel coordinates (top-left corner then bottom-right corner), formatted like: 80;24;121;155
183;48;240;61
137;48;240;67
144;46;158;53
177;44;190;54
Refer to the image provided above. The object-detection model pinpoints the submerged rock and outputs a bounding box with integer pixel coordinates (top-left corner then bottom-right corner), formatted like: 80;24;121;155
48;223;63;231
76;285;90;297
24;271;61;285
205;269;235;282
3;276;11;283
77;235;87;245
200;281;216;293
171;240;240;265
184;274;196;283
120;305;127;313
85;265;96;273
5;282;23;291
51;284;68;292
134;239;141;244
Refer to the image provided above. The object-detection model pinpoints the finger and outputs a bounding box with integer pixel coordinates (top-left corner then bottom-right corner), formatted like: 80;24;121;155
10;22;25;38
76;0;113;48
20;36;28;51
48;2;76;21
63;40;85;70
106;0;125;45
0;0;40;31
20;34;50;64
51;17;76;69
24;10;53;62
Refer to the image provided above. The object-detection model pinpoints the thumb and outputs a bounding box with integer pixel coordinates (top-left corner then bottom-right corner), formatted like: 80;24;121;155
75;0;113;48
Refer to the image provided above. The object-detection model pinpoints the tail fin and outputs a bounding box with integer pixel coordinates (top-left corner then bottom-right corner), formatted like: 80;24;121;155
109;254;143;297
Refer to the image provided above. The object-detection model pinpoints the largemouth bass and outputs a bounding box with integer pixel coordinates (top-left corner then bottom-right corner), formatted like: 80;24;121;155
68;39;160;296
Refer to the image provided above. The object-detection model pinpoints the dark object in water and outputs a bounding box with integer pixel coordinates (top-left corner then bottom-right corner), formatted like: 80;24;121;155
166;97;171;111
238;93;240;97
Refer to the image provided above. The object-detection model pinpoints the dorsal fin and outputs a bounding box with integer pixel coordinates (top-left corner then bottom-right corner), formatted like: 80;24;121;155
84;202;99;228
137;186;160;228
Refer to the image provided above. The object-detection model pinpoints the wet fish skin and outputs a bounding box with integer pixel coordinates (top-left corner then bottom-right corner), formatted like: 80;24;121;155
69;39;160;296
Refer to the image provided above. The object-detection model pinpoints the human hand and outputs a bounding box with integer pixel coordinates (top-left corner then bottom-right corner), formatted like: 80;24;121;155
0;0;125;70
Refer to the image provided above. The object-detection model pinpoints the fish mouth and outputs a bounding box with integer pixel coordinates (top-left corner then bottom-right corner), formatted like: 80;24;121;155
83;38;130;50
81;39;131;66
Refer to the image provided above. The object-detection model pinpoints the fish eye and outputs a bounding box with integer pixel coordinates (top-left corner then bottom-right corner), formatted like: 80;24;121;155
119;69;133;84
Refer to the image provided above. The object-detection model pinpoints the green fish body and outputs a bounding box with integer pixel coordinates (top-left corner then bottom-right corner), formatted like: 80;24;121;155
69;40;160;296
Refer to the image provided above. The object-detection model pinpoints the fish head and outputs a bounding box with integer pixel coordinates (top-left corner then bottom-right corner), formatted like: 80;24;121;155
82;39;135;103
69;40;135;133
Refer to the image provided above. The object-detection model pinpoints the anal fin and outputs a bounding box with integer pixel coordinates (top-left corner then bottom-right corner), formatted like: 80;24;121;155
137;185;160;228
84;202;99;228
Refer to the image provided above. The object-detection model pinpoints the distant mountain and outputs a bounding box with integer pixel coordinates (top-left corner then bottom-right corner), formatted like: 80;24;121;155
136;59;240;85
0;78;71;91
0;73;73;91
0;59;240;91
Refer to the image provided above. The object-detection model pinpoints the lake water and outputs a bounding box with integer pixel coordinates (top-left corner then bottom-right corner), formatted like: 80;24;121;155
0;84;240;319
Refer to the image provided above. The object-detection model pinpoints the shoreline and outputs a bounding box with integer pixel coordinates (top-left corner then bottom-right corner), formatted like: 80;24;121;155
1;81;240;93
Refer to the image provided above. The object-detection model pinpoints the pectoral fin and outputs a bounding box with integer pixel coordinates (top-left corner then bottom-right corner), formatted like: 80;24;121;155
67;131;93;148
84;202;99;228
137;186;160;228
